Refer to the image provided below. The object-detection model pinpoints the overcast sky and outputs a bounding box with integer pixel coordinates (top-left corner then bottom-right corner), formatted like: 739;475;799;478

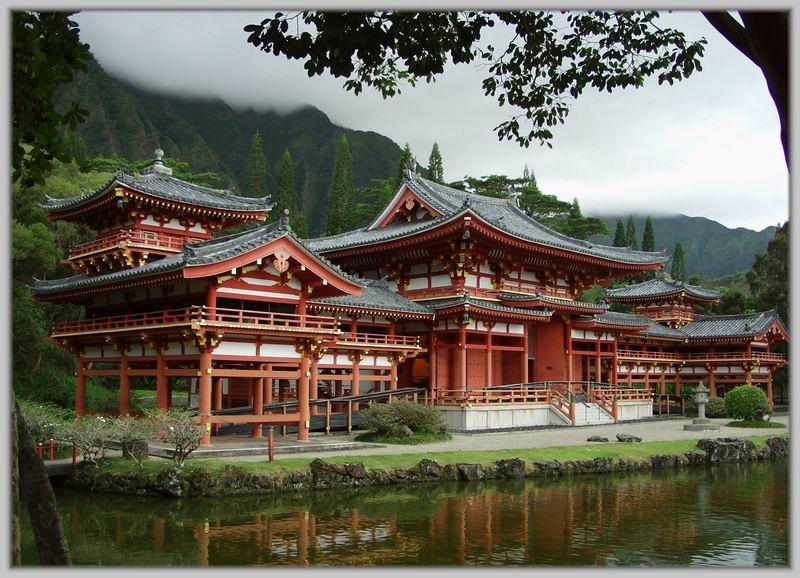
74;10;788;231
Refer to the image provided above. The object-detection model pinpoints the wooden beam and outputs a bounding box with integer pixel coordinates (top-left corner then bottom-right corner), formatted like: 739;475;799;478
208;413;300;424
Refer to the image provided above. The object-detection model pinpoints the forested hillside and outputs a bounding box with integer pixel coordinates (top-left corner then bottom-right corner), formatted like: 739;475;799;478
589;213;777;279
57;56;402;235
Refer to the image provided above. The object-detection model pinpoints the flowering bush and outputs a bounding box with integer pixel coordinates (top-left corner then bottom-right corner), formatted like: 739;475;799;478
17;399;73;444
58;416;115;466
146;408;204;467
113;417;156;468
361;401;446;438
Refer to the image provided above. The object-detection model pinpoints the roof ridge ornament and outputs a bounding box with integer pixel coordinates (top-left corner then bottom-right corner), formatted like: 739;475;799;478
142;147;173;177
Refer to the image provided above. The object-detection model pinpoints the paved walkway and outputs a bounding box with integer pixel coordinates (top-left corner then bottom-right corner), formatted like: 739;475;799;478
229;415;789;462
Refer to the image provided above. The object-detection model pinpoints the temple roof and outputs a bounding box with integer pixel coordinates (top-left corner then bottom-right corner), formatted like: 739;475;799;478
308;278;433;316
498;291;608;312
307;173;667;266
577;309;788;341
421;294;554;319
605;277;722;302
680;310;787;339
42;170;270;214
33;219;364;296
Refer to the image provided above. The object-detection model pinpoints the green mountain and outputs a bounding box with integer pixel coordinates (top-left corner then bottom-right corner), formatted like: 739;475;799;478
57;57;403;235
589;213;779;279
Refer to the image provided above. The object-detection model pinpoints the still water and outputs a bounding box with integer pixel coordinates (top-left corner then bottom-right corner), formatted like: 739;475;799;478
21;460;788;566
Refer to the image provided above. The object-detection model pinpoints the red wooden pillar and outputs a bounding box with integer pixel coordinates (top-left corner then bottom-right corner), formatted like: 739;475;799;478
119;353;131;417
458;323;467;391
351;356;361;397
611;338;618;384
155;354;169;411
212;376;223;434
675;371;682;397
198;349;212;445
521;323;529;384
564;317;573;382
659;366;666;396
707;364;716;395
627;365;633;387
485;327;493;387
594;337;601;384
766;368;774;403
252;364;264;438
428;327;438;394
75;358;86;417
297;351;310;442
310;359;319;415
389;356;398;390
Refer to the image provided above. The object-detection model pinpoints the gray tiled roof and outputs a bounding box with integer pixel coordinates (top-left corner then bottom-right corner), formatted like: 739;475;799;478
33;219;365;296
422;295;554;318
576;311;652;327
308;278;433;315
498;291;608;311
606;278;721;301
308;173;666;265
681;310;786;339
32;253;187;296
43;171;270;213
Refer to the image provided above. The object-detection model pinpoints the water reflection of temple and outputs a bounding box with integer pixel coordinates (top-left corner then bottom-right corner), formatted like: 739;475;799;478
52;462;788;567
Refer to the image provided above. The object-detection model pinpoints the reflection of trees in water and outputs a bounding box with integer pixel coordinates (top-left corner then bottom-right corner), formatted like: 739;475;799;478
24;462;787;566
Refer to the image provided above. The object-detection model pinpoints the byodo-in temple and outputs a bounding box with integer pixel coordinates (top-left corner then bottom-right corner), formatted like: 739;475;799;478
33;151;789;443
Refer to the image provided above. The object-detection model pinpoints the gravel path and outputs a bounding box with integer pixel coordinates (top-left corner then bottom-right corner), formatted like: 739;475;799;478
229;415;788;462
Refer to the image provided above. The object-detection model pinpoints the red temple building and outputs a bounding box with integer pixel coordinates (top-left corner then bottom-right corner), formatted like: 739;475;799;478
34;152;788;442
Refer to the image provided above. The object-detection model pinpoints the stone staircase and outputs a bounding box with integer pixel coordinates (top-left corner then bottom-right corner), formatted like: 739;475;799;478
572;402;615;426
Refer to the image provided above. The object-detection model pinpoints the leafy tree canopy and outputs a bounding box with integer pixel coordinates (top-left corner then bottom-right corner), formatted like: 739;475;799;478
671;240;686;282
245;11;706;150
747;222;788;323
242;130;268;198
13;11;91;187
613;220;627;247
79;155;221;188
427;142;444;183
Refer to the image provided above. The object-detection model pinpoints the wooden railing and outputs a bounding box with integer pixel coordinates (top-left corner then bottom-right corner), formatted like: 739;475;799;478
548;390;573;424
335;332;420;348
437;388;551;406
617;349;786;364
202;307;337;332
53;306;338;336
69;229;186;259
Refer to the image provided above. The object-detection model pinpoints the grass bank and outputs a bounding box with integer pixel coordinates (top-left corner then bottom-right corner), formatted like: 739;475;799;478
98;433;787;477
354;431;452;445
727;420;785;429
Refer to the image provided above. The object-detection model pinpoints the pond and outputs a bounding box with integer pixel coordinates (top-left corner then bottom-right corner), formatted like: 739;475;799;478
21;460;788;566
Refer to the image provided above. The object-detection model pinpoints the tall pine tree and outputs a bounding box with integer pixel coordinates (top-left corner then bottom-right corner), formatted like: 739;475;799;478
626;215;638;249
326;135;356;235
671;241;686;281
273;150;308;237
427;142;444;183
642;216;655;252
242;130;267;198
613;220;627;247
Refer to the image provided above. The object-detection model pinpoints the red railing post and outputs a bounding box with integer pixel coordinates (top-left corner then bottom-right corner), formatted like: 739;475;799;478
49;438;55;460
37;443;43;459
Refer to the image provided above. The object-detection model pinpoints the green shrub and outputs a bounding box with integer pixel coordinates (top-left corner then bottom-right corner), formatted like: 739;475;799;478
724;385;768;421
703;397;727;418
361;401;446;438
146;408;203;467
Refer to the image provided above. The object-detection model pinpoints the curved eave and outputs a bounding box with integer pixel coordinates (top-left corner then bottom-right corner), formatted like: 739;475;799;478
44;179;269;221
498;295;608;314
307;302;434;320
572;320;650;333
32;269;184;302
323;208;665;271
607;291;721;304
435;303;553;322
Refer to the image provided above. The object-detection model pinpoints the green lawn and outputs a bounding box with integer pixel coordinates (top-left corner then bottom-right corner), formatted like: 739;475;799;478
97;433;787;477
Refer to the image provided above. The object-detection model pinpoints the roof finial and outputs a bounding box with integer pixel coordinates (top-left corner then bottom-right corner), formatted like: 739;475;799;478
142;147;172;176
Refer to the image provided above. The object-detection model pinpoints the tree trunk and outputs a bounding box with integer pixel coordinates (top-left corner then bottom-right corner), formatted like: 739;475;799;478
15;397;71;565
702;11;789;168
11;398;21;566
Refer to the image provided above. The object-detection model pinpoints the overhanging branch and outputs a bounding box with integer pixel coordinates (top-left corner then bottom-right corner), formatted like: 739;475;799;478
702;11;759;67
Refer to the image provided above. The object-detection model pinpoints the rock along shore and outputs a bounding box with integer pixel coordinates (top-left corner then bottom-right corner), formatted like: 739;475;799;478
61;437;788;499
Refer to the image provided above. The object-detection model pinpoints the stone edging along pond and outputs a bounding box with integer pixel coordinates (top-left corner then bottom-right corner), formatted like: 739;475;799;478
61;437;789;499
